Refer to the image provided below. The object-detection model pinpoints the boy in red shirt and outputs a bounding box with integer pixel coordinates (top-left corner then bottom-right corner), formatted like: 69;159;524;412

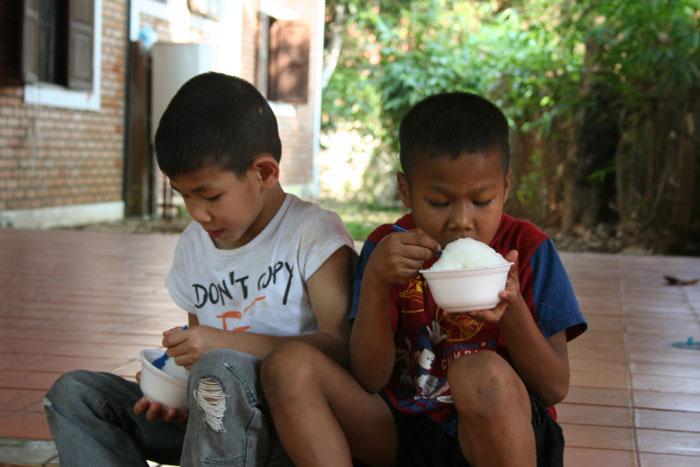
261;92;587;466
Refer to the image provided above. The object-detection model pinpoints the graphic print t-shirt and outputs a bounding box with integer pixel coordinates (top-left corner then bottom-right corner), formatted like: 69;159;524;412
166;194;354;336
351;213;587;431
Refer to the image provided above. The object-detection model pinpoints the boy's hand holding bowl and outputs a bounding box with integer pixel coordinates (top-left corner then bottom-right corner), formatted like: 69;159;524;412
134;325;192;422
138;349;189;411
420;238;514;314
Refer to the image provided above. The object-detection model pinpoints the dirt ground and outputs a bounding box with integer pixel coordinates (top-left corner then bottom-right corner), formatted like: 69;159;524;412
64;216;193;235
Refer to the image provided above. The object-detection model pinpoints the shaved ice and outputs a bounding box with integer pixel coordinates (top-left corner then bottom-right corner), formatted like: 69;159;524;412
162;356;190;381
428;238;507;271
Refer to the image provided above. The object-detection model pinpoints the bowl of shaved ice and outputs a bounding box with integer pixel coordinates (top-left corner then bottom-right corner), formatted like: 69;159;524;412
139;349;189;410
420;238;513;313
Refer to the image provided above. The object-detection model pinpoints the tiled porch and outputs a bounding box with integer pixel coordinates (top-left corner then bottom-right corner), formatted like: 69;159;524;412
1;228;699;466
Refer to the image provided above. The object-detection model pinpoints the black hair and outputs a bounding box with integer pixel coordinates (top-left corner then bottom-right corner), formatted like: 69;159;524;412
399;92;510;179
154;72;282;178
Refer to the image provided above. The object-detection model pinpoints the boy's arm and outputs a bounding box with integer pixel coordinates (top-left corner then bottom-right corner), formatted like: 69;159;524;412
498;298;570;407
350;229;440;393
470;250;571;406
349;274;396;393
164;246;354;365
295;244;354;364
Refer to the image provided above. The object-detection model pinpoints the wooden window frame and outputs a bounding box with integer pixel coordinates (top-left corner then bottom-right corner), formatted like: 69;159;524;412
23;0;94;90
22;0;101;111
258;10;310;104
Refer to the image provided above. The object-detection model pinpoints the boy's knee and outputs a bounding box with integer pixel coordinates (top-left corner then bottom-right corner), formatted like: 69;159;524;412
448;351;524;418
45;369;90;401
261;342;319;400
44;370;101;417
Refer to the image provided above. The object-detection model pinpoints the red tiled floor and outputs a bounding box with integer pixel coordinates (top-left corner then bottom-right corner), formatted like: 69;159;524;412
632;374;700;394
564;386;632;407
561;423;636;451
557;403;632;427
635;408;700;432
639;452;700;467
633;390;700;412
0;371;63;391
0;389;46;411
569;367;630;389
564;447;637;467
630;361;700;379
49;342;151;360
636;428;700;456
0;412;52;440
1;228;700;466
23;402;46;414
0;229;181;453
4;355;128;373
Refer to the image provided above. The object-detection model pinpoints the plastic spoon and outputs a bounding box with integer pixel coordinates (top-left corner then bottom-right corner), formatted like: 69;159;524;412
392;224;442;255
152;325;188;369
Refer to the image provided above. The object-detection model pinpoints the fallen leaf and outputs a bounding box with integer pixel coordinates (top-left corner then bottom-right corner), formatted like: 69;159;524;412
664;275;699;286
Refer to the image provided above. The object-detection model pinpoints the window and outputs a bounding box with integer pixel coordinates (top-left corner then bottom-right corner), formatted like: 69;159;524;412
37;0;67;84
0;1;23;84
258;11;310;104
268;19;310;103
23;0;94;90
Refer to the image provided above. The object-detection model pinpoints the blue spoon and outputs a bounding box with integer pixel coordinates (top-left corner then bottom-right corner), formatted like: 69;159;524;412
392;225;442;255
152;325;188;369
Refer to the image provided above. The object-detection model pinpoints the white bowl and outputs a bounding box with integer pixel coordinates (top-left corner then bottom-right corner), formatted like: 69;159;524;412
139;349;187;410
420;263;513;312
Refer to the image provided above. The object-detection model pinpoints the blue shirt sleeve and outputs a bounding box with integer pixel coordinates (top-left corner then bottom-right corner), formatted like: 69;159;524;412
530;238;587;340
349;238;377;321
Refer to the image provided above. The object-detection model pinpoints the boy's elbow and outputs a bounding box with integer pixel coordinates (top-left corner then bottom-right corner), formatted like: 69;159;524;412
541;388;567;407
350;360;390;394
354;373;386;395
321;331;351;368
539;379;569;407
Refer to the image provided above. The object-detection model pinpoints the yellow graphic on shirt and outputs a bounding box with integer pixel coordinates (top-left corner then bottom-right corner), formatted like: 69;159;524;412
436;308;483;342
398;276;426;314
398;276;483;342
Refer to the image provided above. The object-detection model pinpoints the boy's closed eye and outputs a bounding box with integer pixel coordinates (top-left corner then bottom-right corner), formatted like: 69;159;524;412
427;198;494;208
204;194;221;202
473;197;494;207
427;199;449;208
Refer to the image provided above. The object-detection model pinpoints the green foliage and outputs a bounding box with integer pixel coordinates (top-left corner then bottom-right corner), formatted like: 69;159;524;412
571;0;700;102
319;198;403;240
515;149;545;208
324;0;583;201
323;0;700;232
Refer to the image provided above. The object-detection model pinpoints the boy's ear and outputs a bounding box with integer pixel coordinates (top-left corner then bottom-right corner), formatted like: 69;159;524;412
250;154;280;189
396;172;412;209
503;168;512;203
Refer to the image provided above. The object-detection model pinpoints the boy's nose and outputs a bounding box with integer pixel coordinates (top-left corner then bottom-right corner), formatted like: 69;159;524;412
451;202;474;231
188;202;212;224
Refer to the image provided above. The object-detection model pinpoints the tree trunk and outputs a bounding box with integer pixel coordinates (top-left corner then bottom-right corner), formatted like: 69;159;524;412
670;86;699;252
322;3;346;89
561;36;620;232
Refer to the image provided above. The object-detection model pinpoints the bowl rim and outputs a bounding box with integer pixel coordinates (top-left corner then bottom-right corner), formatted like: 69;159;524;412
420;261;514;275
139;349;188;386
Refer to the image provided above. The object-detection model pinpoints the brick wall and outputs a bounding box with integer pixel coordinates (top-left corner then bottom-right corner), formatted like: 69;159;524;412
0;0;323;227
0;0;126;223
